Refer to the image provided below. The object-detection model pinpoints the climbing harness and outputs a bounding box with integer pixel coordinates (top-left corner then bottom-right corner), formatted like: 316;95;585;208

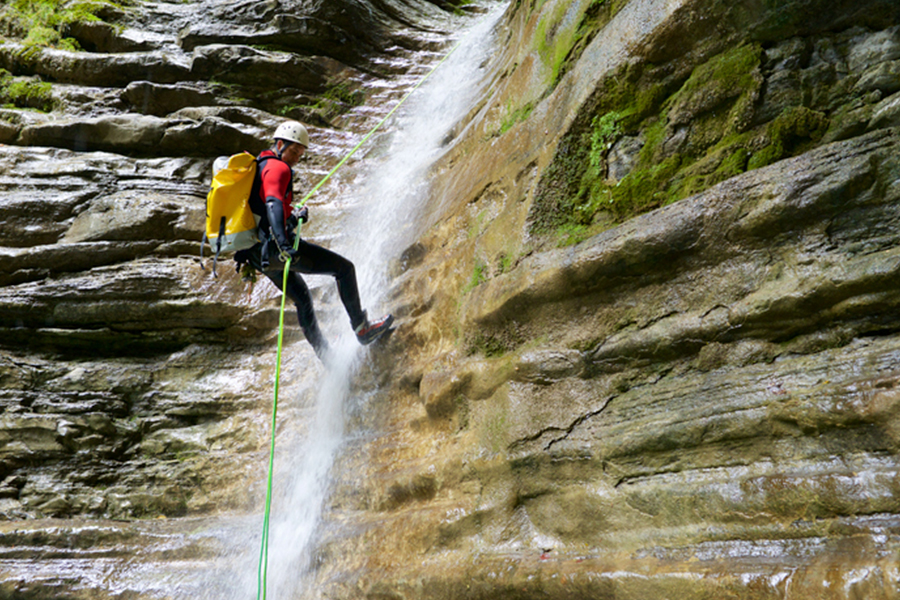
256;35;467;600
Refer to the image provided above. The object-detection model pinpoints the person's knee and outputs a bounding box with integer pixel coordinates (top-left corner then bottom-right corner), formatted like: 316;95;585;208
335;258;356;281
295;303;317;328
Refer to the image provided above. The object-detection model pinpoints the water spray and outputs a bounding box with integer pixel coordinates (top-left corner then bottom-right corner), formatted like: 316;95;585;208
256;25;475;600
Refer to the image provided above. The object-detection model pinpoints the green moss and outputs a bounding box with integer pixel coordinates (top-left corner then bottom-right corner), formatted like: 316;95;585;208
324;81;364;106
530;43;773;244
671;43;762;113
309;80;365;121
499;101;534;135
637;118;666;163
666;43;764;154
23;25;60;47
463;260;488;294
549;0;628;92
673;145;751;200
0;68;54;111
534;0;618;91
566;118;680;233
467;333;511;358
609;155;682;214
748;105;829;170
627;82;667;128
554;221;593;246
589;111;623;169
1;0;122;49
528;62;672;240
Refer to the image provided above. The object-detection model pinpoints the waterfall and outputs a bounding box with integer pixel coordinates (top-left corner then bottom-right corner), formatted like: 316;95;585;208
224;6;506;600
347;6;505;296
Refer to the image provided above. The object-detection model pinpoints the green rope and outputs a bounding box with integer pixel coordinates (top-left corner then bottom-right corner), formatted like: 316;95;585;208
255;36;466;600
256;264;288;600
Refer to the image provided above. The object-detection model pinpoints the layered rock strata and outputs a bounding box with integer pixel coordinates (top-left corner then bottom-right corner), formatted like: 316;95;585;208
1;0;900;598
0;0;469;596
306;0;900;598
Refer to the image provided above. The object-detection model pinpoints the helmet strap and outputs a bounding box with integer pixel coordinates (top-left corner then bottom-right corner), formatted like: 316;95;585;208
275;140;294;160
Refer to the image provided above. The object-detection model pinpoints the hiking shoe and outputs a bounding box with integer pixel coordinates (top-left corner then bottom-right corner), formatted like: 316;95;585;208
355;313;394;345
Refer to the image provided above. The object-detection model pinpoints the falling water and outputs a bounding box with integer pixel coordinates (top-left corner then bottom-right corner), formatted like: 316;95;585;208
234;5;506;600
347;6;505;294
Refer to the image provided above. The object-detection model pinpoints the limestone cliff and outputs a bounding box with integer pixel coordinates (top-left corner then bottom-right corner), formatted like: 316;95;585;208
1;0;900;598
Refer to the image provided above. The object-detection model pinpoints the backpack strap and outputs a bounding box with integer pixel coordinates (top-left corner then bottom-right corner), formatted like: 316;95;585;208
211;216;227;277
249;156;267;219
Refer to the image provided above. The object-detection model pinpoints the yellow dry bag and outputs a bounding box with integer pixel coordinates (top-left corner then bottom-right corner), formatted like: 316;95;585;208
202;152;261;276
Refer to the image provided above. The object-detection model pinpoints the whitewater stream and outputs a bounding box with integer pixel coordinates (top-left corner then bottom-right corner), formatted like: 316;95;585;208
195;6;505;599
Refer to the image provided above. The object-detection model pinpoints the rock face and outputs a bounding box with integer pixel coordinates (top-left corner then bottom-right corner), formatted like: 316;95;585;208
1;0;900;598
308;0;900;598
346;128;900;599
0;0;469;596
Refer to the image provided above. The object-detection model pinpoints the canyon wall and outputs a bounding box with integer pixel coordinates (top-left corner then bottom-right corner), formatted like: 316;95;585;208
1;0;900;598
319;0;900;597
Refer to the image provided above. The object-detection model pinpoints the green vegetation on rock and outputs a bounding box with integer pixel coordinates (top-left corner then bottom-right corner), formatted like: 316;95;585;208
0;0;124;49
463;260;488;294
0;68;53;111
748;105;830;170
589;111;623;168
534;0;623;92
499;100;534;135
310;81;365;121
529;40;834;246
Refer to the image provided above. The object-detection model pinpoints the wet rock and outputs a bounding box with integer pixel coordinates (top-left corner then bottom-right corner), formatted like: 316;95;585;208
123;81;220;116
0;257;260;356
0;43;192;87
854;59;900;95
513;349;587;384
61;190;199;244
5;0;900;596
755;38;808;124
0;109;47;145
607;134;644;182
19;114;166;155
16;113;264;157
869;90;900;130
419;368;471;418
0;343;278;522
176;0;403;70
189;44;329;92
61;20;155;53
847;24;900;72
159;115;266;156
308;0;900;596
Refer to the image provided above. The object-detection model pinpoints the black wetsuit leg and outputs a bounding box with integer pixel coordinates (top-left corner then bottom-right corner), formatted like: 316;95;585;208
248;236;367;357
286;239;367;330
262;269;330;358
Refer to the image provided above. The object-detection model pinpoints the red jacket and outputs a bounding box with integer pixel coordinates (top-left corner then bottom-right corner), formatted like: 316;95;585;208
257;149;293;224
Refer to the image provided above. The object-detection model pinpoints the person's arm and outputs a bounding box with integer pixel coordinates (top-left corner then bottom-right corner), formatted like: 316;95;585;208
266;198;291;251
260;162;294;252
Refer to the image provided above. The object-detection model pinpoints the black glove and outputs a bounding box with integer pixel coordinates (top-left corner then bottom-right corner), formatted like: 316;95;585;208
285;207;308;236
287;247;303;261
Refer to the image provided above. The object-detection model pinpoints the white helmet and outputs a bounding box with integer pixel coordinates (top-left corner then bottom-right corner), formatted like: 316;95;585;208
273;121;309;148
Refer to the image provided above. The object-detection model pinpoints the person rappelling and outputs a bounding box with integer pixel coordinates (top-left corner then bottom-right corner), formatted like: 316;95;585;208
225;120;393;361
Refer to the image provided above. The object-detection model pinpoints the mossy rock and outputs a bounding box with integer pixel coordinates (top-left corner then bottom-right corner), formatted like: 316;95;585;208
0;68;53;111
529;33;843;246
748;105;829;169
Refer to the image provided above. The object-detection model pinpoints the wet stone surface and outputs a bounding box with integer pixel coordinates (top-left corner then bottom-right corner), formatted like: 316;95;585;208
3;0;900;598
